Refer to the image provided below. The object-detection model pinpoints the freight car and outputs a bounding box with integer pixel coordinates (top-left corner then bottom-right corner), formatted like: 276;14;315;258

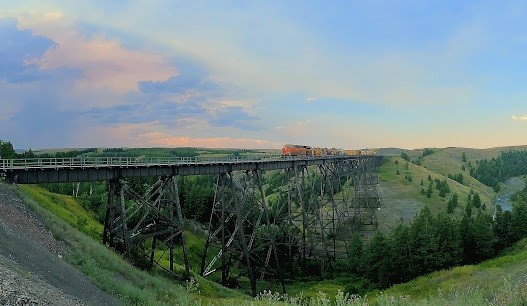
281;144;375;156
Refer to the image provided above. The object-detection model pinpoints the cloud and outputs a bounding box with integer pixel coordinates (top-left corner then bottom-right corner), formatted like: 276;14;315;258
16;13;176;94
0;17;57;83
512;115;527;121
75;123;279;149
209;106;258;129
135;131;279;149
306;97;317;102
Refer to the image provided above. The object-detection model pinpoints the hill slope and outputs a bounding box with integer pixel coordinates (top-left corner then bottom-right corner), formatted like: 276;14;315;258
376;146;527;231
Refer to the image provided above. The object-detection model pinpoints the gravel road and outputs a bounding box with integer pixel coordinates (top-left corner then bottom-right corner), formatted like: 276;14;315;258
0;182;120;305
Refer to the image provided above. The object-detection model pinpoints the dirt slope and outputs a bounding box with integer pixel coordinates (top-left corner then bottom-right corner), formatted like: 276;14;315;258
0;182;120;305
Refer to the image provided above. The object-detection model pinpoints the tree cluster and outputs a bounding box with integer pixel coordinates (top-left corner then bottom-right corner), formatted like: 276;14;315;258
0;140;39;159
348;194;527;292
472;150;527;192
448;173;464;185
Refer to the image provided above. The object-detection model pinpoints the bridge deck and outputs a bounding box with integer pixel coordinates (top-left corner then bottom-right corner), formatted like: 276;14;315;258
0;155;382;184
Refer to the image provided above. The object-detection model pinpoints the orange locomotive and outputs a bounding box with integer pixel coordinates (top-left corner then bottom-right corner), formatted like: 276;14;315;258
281;144;312;156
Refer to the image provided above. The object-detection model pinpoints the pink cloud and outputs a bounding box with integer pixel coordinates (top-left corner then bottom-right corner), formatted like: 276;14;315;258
17;14;176;94
137;131;280;149
75;123;280;149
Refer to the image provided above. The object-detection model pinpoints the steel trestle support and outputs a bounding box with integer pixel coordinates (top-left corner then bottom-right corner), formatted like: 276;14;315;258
102;176;190;278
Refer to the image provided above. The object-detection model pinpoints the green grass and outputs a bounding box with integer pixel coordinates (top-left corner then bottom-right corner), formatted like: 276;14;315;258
377;156;481;231
12;184;249;305
20;185;103;239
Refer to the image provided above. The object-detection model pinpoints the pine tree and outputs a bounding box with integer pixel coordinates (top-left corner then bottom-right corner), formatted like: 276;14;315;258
459;213;473;264
426;182;433;198
348;234;363;273
511;199;527;240
385;224;411;285
494;205;514;251
407;207;438;277
434;213;462;269
471;212;495;262
472;193;481;208
447;193;458;214
361;232;388;284
465;202;473;218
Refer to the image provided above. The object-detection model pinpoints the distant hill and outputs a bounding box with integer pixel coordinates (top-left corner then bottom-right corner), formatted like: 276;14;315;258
376;145;527;232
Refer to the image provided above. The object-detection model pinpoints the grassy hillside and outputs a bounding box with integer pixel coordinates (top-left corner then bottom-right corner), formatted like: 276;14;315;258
375;146;527;232
14;184;249;305
377;156;487;232
375;239;527;305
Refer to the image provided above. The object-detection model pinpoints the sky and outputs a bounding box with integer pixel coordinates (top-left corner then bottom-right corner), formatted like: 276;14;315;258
1;1;527;150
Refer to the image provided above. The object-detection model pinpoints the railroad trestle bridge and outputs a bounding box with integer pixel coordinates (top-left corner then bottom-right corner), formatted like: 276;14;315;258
1;155;383;295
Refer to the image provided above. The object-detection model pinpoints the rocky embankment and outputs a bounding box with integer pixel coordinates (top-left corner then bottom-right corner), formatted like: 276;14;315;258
0;182;119;305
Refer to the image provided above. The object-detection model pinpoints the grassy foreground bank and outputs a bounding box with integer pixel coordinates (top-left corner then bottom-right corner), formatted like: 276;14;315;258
12;184;248;305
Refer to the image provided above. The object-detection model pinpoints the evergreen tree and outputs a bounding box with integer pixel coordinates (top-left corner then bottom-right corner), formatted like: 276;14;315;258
407;207;437;277
447;193;459;214
0;140;16;158
471;212;495;262
494;205;514;251
461;152;467;162
465;202;473;218
426;182;433;198
511;199;527;241
472;193;481;209
361;232;388;285
385;224;411;285
459;213;473;263
348;234;363;273
434;213;462;269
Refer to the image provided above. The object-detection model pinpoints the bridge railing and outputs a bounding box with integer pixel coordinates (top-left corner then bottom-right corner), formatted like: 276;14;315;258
0;154;352;171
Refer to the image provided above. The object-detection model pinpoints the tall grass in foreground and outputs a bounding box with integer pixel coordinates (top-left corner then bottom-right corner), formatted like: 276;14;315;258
247;279;527;306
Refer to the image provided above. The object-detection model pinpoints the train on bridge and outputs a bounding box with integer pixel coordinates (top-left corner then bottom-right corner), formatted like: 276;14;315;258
281;144;376;157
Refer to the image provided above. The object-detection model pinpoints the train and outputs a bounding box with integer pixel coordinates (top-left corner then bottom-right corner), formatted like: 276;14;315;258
281;144;376;156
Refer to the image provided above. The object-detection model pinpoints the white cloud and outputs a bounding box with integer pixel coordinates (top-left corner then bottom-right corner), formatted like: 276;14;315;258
512;115;527;121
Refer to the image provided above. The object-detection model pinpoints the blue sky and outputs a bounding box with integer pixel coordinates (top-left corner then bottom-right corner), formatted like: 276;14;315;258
1;1;526;150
